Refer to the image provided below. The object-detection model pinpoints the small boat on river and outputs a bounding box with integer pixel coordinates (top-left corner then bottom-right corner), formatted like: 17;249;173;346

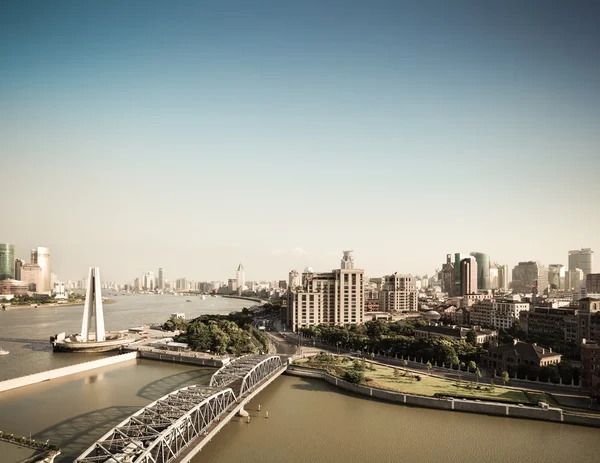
0;348;9;356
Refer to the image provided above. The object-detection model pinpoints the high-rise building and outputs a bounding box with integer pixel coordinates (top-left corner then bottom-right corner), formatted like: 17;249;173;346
569;248;594;278
228;279;238;294
21;264;43;291
143;271;155;291
158;268;164;290
587;274;600;293
284;251;364;331
470;252;491;290
489;264;499;290
0;244;15;280
498;264;510;290
548;264;566;290
30;247;51;293
379;273;418;312
288;270;300;288
236;263;245;289
453;252;471;297
565;269;584;291
512;261;549;295
14;258;24;281
440;254;454;296
460;257;478;295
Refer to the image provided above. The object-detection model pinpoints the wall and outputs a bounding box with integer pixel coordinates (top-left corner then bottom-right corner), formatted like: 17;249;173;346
138;350;225;368
286;367;600;428
0;352;138;393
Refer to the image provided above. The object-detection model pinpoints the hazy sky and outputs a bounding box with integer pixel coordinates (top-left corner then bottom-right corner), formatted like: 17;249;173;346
2;1;599;283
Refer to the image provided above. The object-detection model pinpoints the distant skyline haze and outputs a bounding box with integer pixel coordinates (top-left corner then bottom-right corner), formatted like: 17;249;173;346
2;1;599;282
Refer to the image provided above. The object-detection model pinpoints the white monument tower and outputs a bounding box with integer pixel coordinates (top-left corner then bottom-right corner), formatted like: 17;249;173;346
81;267;106;342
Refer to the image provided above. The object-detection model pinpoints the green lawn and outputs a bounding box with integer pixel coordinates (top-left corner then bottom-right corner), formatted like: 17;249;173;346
294;356;552;405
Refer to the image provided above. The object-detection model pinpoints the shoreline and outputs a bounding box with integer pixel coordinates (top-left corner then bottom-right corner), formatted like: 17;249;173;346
2;298;116;310
286;366;600;428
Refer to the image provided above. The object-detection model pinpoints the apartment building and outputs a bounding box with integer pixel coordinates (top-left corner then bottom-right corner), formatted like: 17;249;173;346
379;273;418;312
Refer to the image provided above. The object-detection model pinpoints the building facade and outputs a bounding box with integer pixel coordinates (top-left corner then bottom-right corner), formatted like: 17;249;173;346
21;263;43;291
548;264;566;290
470;252;490;291
460;257;477;296
284;252;364;331
0;244;15;280
586;274;600;294
414;325;497;344
158;268;164;290
484;339;562;374
236;263;245;290
470;299;530;330
379;273;418;312
569;248;594;278
511;261;549;295
30;247;51;293
581;340;600;390
440;254;454;296
498;264;510;291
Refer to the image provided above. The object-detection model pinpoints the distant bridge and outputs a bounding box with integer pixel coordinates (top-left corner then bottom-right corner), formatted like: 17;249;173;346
75;355;285;463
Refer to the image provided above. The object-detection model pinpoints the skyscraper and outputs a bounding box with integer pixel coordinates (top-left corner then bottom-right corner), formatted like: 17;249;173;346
460;257;478;295
470;252;491;290
14;258;24;281
568;248;594;278
512;262;549;295
497;264;510;290
30;247;51;292
548;264;566;290
236;263;245;289
158;268;164;290
0;244;15;280
341;251;355;269
380;273;418;312
440;254;454;296
454;252;471;296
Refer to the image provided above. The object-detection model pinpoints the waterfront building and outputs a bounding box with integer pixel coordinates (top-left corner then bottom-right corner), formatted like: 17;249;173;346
587;274;600;294
460;257;477;296
0;279;28;296
143;271;156;291
511;261;549;295
227;279;238;294
569;248;594;278
14;258;23;281
440;254;454;296
470;252;491;291
581;340;600;389
284;251;364;331
21;263;43;291
414;325;497;345
379;273;418;312
0;244;15;280
158;268;164;290
484;339;562;373
236;263;245;290
30;246;51;293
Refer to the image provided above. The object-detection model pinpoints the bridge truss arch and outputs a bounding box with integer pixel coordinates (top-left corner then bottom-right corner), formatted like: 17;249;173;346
209;355;283;395
75;385;236;463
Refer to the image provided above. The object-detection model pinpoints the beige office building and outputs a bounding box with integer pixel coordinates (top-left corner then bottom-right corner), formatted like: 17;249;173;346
31;247;51;293
284;252;364;331
379;273;418;312
21;264;43;292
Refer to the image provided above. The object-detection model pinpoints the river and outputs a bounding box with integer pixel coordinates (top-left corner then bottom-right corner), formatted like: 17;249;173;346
0;294;252;380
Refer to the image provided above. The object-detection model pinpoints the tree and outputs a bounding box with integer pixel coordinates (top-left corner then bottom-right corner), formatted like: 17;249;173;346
403;359;408;369
460;361;466;371
426;361;432;373
353;359;365;371
394;368;400;378
468;361;477;373
466;330;478;346
343;370;364;384
475;368;482;384
370;352;375;361
501;371;510;386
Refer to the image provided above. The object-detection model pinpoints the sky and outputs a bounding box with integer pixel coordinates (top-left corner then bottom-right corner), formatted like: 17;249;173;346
1;1;599;283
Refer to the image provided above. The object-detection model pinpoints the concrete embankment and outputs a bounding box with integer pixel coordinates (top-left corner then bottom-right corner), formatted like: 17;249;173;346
0;352;138;393
135;350;226;368
286;367;600;428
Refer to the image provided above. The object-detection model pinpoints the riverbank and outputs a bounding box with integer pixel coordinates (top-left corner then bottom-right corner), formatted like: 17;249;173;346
286;365;600;428
2;298;116;310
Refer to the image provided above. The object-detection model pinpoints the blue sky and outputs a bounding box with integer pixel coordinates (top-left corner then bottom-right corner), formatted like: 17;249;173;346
2;1;599;282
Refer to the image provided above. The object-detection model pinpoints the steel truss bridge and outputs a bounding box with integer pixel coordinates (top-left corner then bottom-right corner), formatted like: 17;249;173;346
75;355;283;463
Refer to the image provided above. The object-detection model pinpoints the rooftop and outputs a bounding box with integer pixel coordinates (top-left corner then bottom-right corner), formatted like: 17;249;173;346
488;340;560;359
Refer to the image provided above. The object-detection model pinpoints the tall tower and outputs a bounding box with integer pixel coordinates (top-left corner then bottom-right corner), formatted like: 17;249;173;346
31;247;51;292
236;263;245;289
460;257;478;295
569;248;594;278
341;251;355;269
0;244;15;280
81;267;106;342
470;252;491;290
158;268;164;290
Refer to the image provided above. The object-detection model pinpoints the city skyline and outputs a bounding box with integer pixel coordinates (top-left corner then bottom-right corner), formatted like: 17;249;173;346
2;1;599;282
